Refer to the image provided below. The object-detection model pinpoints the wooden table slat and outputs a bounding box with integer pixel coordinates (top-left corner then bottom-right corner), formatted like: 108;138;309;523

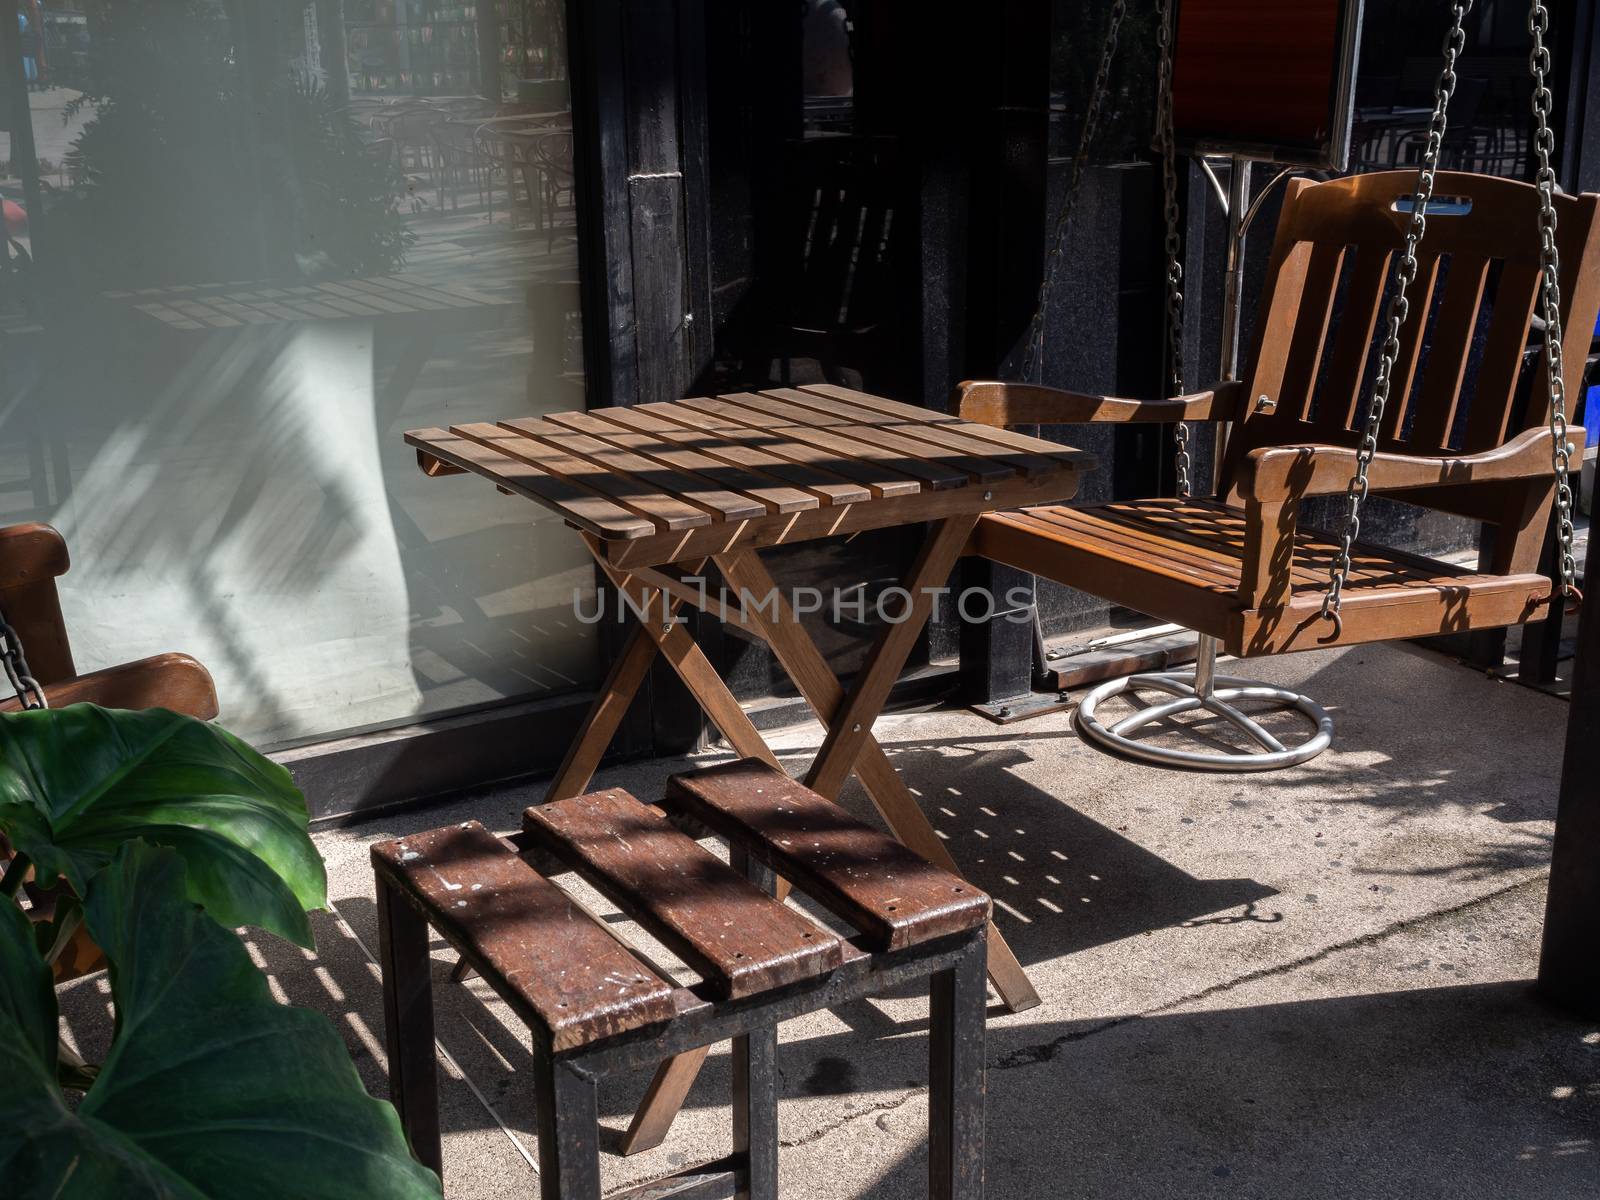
754;390;1020;484
405;427;656;538
543;410;819;515
801;383;1095;466
585;405;865;506
666;761;991;952
372;821;677;1052
500;419;762;523
523;789;844;999
790;385;1063;476
708;395;966;491
649;399;921;498
459;422;708;532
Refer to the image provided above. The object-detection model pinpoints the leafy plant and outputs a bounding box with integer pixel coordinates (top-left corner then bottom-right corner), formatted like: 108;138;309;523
0;840;440;1198
0;705;325;949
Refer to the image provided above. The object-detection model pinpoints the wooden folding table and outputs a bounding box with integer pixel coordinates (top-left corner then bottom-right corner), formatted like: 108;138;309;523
407;382;1090;1148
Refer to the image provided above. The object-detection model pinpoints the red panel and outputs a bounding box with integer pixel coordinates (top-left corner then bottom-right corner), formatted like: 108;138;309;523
1172;0;1345;152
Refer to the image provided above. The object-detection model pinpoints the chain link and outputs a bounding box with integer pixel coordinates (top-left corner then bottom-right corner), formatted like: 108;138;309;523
1022;0;1126;383
1318;1;1473;638
1528;0;1581;607
0;608;47;710
1155;0;1190;497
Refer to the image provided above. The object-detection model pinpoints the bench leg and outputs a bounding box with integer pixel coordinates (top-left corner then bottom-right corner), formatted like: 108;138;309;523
732;1028;779;1200
929;934;987;1200
716;547;1040;1015
535;1056;603;1200
376;875;443;1179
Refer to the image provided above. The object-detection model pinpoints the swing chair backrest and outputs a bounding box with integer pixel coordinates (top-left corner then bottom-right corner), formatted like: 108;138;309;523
1222;169;1600;573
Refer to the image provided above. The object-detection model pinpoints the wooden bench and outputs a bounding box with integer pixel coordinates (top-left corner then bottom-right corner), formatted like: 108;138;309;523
371;759;991;1200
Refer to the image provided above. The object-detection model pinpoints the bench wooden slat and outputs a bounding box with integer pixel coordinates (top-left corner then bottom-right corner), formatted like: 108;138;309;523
371;821;677;1052
665;761;990;951
523;790;844;999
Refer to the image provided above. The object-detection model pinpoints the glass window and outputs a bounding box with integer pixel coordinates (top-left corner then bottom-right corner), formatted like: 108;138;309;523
0;0;594;749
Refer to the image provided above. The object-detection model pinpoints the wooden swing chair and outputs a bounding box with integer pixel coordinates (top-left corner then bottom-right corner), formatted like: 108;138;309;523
961;0;1599;768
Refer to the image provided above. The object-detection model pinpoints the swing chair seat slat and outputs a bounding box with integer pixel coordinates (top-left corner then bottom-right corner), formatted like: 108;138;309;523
975;498;1552;657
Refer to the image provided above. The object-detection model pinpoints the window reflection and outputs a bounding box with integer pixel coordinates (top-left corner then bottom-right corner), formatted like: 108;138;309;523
0;2;592;749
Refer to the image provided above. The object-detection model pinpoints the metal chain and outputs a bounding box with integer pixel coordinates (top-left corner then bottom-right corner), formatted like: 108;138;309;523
1318;0;1473;638
1155;0;1189;497
0;608;47;710
1528;0;1582;606
1022;0;1127;383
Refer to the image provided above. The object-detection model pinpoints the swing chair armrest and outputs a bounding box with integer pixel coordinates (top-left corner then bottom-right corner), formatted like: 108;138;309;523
955;380;1247;428
1239;426;1583;502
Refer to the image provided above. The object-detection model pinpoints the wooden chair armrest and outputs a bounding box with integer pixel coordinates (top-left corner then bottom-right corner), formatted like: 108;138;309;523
0;523;70;591
1239;426;1581;501
956;379;1246;428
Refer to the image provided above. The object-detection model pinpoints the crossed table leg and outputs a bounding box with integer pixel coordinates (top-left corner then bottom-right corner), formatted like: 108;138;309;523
535;516;1037;1155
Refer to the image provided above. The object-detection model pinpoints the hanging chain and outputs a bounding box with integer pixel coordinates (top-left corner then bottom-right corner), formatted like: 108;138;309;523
0;608;47;710
1021;0;1126;383
1318;0;1473;638
1528;0;1581;607
1155;0;1189;497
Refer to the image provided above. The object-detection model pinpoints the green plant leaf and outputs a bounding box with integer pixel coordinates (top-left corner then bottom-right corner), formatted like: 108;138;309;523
0;842;441;1198
0;705;325;947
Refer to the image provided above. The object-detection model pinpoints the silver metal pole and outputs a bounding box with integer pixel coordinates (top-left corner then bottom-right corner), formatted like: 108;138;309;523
1191;633;1218;698
1219;155;1252;380
1208;154;1251;492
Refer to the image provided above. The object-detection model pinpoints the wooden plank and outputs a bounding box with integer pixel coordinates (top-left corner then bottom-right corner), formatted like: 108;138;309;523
404;427;655;538
665;760;991;952
1317;246;1391;431
597;405;870;505
804;516;977;800
708;394;968;491
602;468;1079;569
1463;262;1540;451
711;551;1039;1012
620;1048;713;1156
749;390;1019;484
544;410;818;513
1380;252;1440;442
1407;254;1491;451
652;399;922;498
371;822;677;1052
500;418;765;522
800;383;1095;466
523;788;843;999
449;422;706;532
792;386;1061;476
1277;242;1344;421
587;538;783;772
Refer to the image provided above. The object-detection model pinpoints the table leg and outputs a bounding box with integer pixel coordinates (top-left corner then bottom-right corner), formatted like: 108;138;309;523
716;535;1040;1014
803;516;974;799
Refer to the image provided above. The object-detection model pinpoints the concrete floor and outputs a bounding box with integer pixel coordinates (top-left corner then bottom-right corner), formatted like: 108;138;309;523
64;639;1598;1197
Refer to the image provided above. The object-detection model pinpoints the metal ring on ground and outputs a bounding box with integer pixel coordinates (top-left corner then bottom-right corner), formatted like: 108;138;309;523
1076;670;1333;771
